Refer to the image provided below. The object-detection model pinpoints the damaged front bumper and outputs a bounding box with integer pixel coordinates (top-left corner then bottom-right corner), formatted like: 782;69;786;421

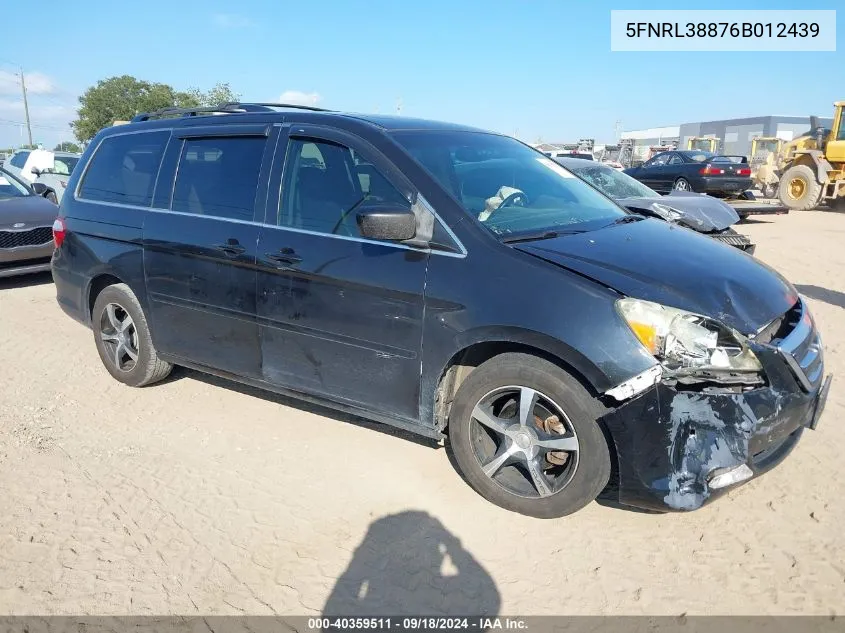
601;300;831;512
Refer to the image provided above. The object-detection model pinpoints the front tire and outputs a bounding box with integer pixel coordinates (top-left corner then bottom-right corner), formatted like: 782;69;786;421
92;283;172;387
673;177;692;192
448;353;611;518
778;165;823;210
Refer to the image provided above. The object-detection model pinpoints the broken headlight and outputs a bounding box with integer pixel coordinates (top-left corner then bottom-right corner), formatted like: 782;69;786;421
617;298;762;373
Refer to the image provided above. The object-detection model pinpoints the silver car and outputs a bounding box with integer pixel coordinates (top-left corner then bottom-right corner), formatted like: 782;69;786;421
33;152;82;203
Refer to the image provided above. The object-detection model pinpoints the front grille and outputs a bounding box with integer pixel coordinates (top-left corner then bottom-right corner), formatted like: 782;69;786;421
758;299;824;391
755;301;799;345
0;227;53;249
711;232;751;248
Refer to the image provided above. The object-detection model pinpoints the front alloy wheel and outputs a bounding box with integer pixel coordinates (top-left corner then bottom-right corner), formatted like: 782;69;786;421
470;386;579;498
448;353;611;518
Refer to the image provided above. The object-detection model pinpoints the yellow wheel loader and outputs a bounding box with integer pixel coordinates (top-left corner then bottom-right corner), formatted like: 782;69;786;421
686;137;721;153
777;101;845;211
750;137;784;198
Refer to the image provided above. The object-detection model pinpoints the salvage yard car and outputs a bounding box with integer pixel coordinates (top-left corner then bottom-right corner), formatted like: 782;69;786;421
51;103;831;518
33;151;82;204
0;167;58;278
624;150;753;196
556;157;755;253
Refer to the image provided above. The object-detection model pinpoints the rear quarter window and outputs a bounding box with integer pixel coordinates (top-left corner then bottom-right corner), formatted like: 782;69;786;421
79;132;169;206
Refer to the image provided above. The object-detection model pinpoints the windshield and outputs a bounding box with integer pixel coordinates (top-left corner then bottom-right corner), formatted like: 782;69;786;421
50;156;80;176
567;162;659;199
0;169;30;198
393;131;626;237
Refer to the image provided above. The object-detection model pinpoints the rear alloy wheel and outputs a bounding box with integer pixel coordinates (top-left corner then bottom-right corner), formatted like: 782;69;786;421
778;165;823;211
92;283;172;387
99;303;140;373
449;353;611;518
673;177;692;192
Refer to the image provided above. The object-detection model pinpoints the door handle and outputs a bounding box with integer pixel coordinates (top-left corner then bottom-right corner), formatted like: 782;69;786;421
265;248;302;266
214;242;246;256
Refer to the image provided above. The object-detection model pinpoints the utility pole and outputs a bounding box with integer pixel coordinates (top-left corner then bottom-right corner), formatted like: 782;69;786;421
19;68;33;147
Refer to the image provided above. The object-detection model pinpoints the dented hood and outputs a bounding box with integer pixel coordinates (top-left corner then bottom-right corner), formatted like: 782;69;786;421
616;191;740;232
514;218;796;335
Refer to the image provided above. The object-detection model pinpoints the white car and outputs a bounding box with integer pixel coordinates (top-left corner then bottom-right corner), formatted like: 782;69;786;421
4;148;54;182
34;152;82;203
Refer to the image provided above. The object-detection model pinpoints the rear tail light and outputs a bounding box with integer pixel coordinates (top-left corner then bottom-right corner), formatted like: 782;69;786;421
52;217;66;248
699;165;724;175
737;167;751;176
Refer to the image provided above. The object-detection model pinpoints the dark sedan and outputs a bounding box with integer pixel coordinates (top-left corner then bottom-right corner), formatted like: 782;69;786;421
0;168;58;278
624;150;752;196
556;158;755;253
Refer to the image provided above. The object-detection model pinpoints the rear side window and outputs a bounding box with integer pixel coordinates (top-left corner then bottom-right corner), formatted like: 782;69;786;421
79;132;169;206
171;136;265;221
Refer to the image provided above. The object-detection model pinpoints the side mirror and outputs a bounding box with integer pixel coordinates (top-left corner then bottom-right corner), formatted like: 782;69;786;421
356;205;416;242
30;182;49;197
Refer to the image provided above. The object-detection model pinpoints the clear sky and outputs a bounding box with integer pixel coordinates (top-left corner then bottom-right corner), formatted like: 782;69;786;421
0;0;842;149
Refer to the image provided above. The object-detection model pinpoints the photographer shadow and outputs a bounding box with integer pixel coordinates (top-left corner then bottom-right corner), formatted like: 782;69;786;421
323;511;500;617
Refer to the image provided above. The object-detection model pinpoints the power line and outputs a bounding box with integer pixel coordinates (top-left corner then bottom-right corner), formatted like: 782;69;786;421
0;117;67;131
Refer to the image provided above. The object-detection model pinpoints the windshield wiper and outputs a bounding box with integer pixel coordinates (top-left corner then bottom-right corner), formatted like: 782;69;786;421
608;214;644;226
501;229;584;244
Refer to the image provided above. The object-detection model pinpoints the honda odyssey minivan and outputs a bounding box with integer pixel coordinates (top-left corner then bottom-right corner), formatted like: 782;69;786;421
51;103;831;518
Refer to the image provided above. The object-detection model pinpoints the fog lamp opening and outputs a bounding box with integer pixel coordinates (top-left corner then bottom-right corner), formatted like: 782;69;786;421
707;464;754;490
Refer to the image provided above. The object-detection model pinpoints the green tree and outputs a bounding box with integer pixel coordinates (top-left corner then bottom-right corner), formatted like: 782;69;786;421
54;141;82;153
186;82;241;107
71;75;199;141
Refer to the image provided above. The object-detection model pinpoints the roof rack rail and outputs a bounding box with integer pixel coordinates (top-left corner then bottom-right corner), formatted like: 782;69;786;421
131;101;332;123
222;102;332;113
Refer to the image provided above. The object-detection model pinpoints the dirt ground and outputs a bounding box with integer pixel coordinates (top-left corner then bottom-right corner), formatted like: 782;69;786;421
0;210;843;616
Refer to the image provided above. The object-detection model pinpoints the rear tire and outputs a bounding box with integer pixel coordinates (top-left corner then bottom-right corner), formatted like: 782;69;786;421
448;353;611;518
673;177;692;192
92;283;172;387
778;165;823;210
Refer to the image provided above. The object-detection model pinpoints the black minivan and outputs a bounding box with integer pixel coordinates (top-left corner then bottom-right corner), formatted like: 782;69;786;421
52;103;831;518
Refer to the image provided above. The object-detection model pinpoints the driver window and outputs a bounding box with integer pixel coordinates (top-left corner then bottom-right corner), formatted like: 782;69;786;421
647;154;669;167
278;138;409;236
667;154;683;165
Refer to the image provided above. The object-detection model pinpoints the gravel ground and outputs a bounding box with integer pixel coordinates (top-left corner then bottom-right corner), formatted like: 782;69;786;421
0;210;842;616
